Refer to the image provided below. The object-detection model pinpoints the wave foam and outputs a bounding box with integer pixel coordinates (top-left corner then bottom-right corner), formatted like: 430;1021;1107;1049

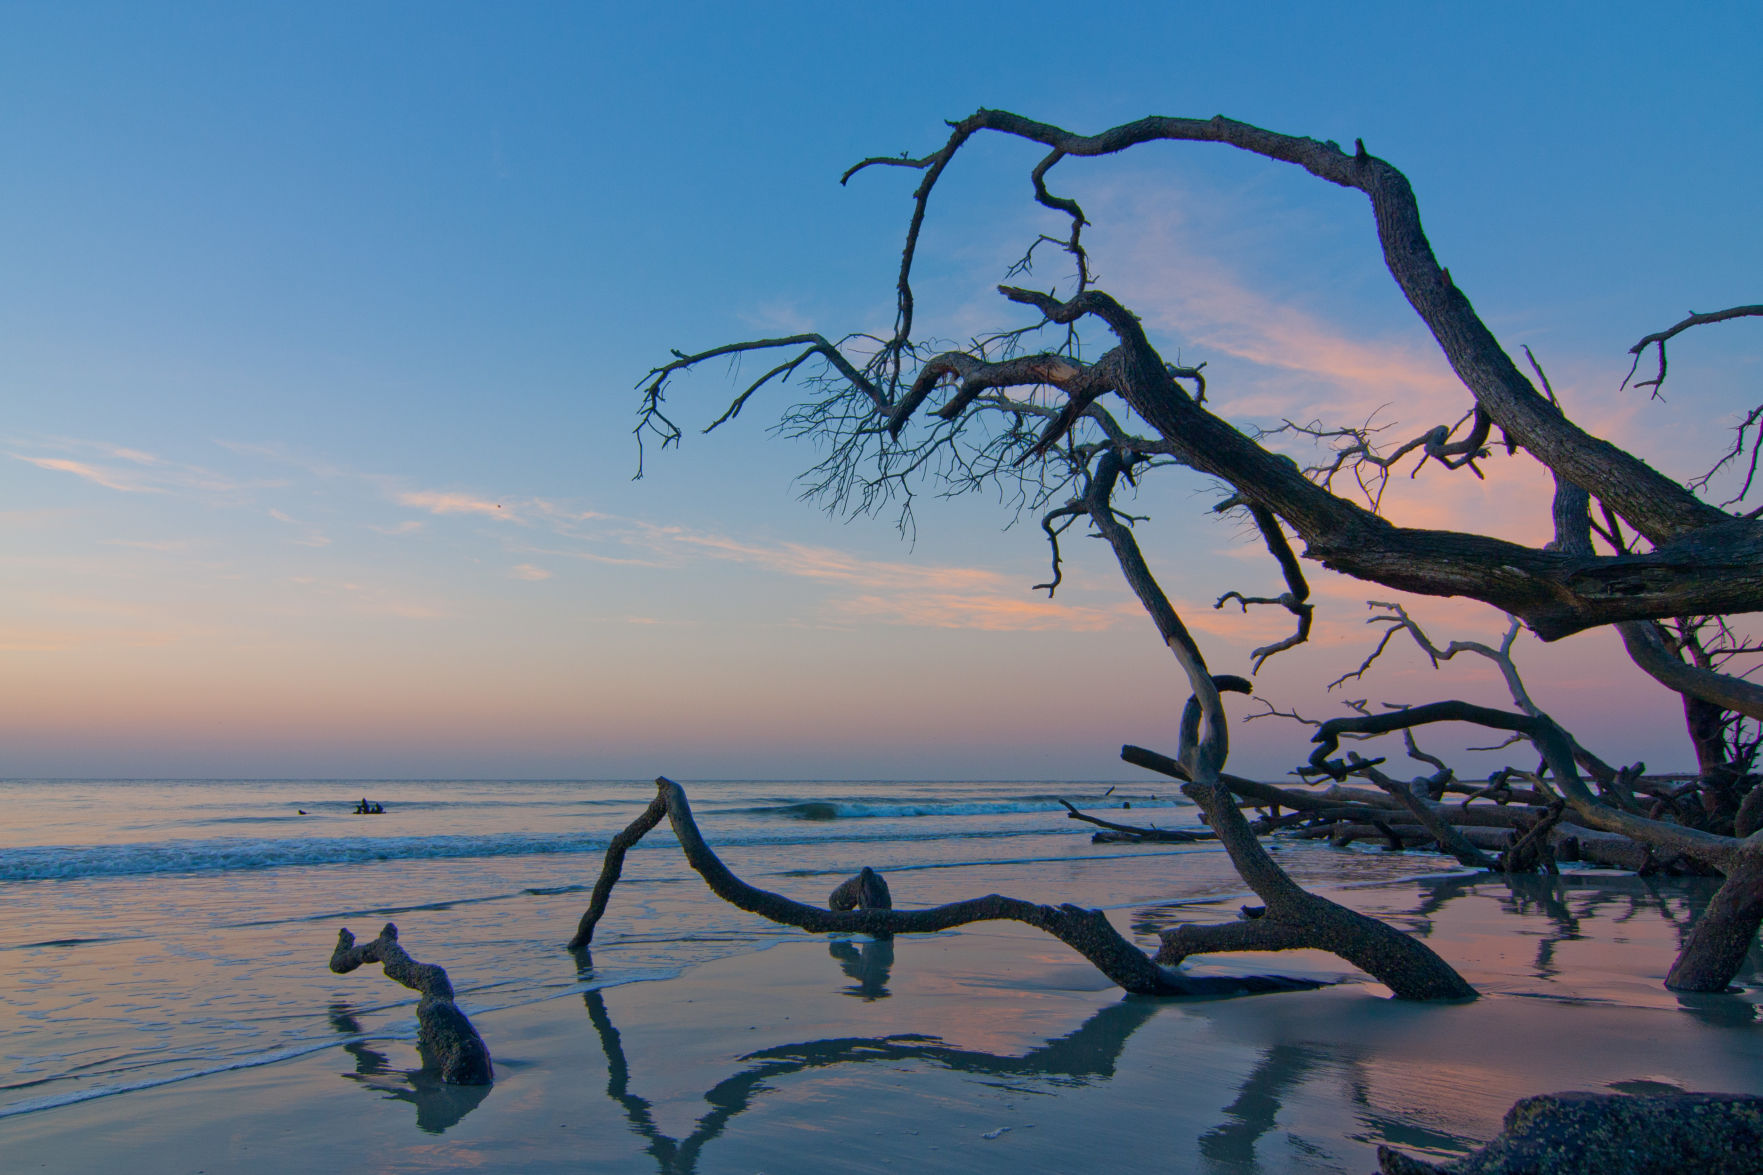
0;821;1081;882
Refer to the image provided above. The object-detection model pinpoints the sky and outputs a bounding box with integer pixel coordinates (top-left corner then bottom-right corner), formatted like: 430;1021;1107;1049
2;3;1759;781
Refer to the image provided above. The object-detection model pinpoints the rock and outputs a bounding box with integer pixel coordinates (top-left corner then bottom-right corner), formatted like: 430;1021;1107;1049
1376;1090;1763;1174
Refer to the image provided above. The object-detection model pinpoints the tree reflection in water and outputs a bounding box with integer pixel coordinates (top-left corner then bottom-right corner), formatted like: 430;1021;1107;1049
327;1003;491;1134
828;938;893;1000
326;874;1759;1164
572;943;1167;1173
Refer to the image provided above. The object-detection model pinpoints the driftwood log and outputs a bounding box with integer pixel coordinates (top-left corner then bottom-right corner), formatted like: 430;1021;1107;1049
573;776;1473;1000
329;922;492;1085
1057;798;1213;842
1307;700;1763;991
1377;1090;1763;1175
827;866;893;912
1119;746;1475;1000
572;778;1332;997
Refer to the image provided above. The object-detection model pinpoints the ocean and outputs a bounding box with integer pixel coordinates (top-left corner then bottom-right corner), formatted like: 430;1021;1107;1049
0;776;1452;1125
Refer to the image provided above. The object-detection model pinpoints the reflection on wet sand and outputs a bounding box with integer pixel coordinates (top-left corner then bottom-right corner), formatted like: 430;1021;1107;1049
328;872;1760;1169
828;938;894;1000
572;940;1164;1175
327;1003;491;1134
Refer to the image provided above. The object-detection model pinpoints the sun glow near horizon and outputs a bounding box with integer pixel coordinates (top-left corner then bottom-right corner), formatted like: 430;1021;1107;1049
2;4;1757;781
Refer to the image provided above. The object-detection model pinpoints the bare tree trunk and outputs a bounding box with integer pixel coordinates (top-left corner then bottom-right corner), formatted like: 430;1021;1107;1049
1666;854;1763;992
573;778;1330;998
1122;746;1476;1000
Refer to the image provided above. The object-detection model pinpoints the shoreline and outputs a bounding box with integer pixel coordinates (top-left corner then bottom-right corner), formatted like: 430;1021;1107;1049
5;873;1760;1172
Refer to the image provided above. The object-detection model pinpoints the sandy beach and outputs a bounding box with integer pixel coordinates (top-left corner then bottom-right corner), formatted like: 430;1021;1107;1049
7;863;1760;1174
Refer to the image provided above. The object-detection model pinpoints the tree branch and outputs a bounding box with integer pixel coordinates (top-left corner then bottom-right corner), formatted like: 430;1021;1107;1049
1624;304;1763;396
573;778;1316;997
330;923;492;1085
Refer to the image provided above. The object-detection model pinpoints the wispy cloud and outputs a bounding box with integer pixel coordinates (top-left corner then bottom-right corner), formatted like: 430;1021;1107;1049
102;538;193;552
509;563;552;581
11;438;280;496
645;527;1135;631
267;508;332;548
737;300;816;335
284;575;449;620
833;591;1131;632
11;454;166;493
367;520;425;535
662;531;1000;591
398;490;514;520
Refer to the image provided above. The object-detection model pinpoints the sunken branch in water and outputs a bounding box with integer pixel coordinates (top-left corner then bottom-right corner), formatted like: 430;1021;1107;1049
329;923;493;1085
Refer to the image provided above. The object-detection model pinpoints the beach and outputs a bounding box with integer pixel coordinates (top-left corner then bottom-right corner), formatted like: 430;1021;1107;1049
3;779;1760;1172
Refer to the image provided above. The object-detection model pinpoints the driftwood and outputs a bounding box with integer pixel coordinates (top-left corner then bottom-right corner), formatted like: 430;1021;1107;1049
329;922;492;1085
828;864;893;911
1306;699;1763;990
1057;798;1213;842
1120;746;1476;1000
1378;1090;1763;1175
1351;758;1500;869
572;778;1331;997
827;866;893;941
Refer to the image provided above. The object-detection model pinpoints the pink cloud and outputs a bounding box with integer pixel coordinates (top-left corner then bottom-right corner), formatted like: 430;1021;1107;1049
11;455;162;494
398;490;514;519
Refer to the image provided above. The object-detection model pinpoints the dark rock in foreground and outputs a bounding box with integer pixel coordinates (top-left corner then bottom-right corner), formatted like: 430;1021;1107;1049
1378;1090;1763;1174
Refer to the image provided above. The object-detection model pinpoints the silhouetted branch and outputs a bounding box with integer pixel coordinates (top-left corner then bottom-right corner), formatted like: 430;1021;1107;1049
1624;304;1763;395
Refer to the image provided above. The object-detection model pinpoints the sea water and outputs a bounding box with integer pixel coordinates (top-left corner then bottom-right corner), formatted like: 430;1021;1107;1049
0;776;1451;1123
2;777;1735;1135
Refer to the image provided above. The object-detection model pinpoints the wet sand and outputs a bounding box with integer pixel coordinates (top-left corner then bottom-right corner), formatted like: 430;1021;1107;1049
5;872;1761;1173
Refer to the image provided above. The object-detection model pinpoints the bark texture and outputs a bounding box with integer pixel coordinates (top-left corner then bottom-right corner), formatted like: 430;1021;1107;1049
329;923;492;1085
1123;747;1476;1001
573;778;1326;998
1665;855;1763;991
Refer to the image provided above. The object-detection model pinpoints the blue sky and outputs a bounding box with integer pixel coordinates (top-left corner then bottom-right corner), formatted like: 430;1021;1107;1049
2;3;1759;779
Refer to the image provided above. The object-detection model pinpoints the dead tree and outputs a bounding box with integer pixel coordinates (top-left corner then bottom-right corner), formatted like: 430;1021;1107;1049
1304;701;1763;991
329;923;493;1085
573;776;1472;999
633;109;1761;989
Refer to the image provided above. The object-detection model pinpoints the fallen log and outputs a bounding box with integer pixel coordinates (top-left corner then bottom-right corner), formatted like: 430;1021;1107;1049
1056;798;1213;842
572;779;1325;998
1352;759;1499;870
1121;747;1476;1000
328;923;492;1085
1295;822;1519;853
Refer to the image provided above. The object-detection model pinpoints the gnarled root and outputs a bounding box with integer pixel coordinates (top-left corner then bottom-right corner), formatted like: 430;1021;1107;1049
1124;747;1476;1001
329;922;493;1085
571;778;1318;998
